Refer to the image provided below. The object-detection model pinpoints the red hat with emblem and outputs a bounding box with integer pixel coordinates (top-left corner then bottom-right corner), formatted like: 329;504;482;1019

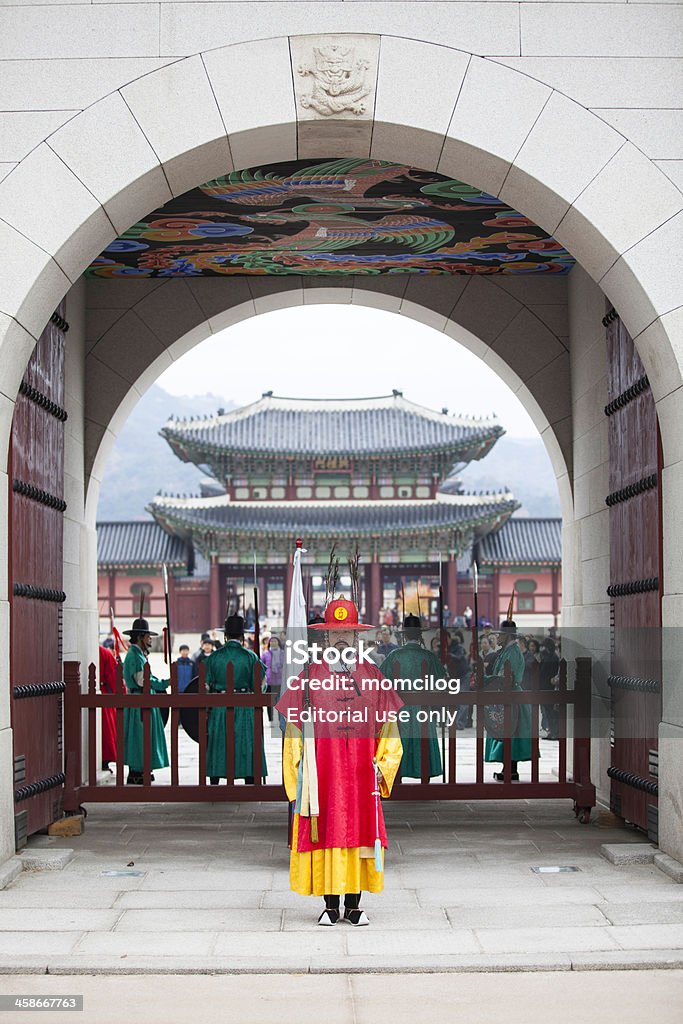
308;597;373;631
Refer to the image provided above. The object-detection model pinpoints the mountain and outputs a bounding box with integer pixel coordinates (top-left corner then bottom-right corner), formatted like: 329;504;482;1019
96;386;562;520
458;436;561;517
96;385;235;522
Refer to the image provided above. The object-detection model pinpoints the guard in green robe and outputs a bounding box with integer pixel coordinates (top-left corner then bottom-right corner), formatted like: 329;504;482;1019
205;613;268;783
379;614;444;779
122;616;169;784
484;618;533;780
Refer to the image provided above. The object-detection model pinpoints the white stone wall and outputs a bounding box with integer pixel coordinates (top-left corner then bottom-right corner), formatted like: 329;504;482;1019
1;4;682;184
563;265;612;807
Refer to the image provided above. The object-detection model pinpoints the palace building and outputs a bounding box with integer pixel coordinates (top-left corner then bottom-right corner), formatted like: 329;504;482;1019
97;392;562;636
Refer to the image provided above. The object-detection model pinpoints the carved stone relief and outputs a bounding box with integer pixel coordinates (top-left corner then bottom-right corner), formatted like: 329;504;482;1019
291;35;380;121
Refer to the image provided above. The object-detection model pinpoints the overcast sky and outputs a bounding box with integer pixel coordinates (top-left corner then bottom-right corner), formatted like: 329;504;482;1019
157;304;539;439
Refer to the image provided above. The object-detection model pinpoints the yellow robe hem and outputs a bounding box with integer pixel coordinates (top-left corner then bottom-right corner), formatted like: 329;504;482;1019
283;722;402;897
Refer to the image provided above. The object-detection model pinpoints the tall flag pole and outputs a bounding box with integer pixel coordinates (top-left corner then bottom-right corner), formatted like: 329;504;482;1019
287;539;319;842
471;561;479;664
438;552;448;663
252;551;260;656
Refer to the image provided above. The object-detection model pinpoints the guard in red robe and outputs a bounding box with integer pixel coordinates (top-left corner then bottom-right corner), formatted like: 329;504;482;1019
99;644;118;770
276;598;403;926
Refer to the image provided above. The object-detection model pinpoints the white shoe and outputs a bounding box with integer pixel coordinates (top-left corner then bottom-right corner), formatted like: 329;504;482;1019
343;908;370;926
317;909;339;926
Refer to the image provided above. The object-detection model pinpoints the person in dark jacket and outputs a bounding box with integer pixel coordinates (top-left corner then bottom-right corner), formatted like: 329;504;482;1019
539;637;560;738
176;644;194;693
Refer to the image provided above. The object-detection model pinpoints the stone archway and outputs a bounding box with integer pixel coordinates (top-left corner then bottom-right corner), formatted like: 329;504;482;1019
0;33;681;864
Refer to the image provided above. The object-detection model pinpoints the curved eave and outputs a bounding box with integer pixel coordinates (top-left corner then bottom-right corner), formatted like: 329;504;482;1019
479;557;561;567
159;428;505;463
148;500;520;541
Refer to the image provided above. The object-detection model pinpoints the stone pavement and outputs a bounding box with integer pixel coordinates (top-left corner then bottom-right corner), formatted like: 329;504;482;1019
0;970;682;1024
1;797;682;976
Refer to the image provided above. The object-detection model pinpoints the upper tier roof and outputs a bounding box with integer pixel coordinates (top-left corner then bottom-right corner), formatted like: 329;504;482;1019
97;520;187;569
161;392;503;460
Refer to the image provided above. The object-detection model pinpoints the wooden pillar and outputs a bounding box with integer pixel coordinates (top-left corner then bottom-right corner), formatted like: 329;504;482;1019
492;568;501;627
364;561;381;624
108;571;116;617
209;558;221;627
284;558;294;625
445;556;458;620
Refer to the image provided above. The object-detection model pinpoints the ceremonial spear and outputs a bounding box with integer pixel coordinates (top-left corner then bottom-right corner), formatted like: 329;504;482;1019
162;563;172;665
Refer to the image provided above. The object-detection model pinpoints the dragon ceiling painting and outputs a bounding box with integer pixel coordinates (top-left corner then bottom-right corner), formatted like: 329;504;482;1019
88;159;575;278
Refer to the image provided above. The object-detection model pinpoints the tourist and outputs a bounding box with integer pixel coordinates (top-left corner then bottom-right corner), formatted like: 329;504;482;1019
191;632;212;663
463;605;473;627
373;625;399;662
262;634;285;723
381;613;445;779
121;614;169;785
276;597;403;927
448;631;472;729
205;613;268;785
523;637;541;691
176;643;194;693
194;636;215;672
539;637;560;739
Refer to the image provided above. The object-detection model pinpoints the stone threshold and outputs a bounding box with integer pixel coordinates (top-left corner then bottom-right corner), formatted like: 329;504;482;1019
1;952;682;976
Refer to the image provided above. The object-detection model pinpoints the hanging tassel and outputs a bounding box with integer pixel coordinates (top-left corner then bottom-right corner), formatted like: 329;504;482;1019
311;816;319;843
374;836;383;873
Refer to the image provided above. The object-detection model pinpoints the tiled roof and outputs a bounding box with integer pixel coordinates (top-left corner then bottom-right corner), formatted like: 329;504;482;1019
148;492;519;538
97;521;188;568
161;392;503;459
477;517;561;565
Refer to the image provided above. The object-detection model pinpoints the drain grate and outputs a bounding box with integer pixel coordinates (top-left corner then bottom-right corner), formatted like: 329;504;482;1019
530;865;580;874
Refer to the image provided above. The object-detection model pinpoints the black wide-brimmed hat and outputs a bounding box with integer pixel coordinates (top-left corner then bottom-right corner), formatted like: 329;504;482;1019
402;613;422;631
498;618;521;638
224;613;245;635
123;617;158;637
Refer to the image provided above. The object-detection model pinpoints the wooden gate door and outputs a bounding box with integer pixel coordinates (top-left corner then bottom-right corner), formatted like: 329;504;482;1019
604;307;662;840
9;305;68;846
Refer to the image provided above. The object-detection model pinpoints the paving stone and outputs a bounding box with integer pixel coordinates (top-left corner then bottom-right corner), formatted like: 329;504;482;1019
115;908;282;932
416;886;603;907
139;869;276;890
345;928;479;957
476;925;620;954
601;843;656;865
571;950;683;970
0;932;81;955
445;904;608;929
0;956;51;974
17;848;74;871
0;890;119;909
75;930;216;957
608;924;683;951
213;930;346;958
600;902;683;926
115;889;264;910
655;853;683;884
0;909;120;932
